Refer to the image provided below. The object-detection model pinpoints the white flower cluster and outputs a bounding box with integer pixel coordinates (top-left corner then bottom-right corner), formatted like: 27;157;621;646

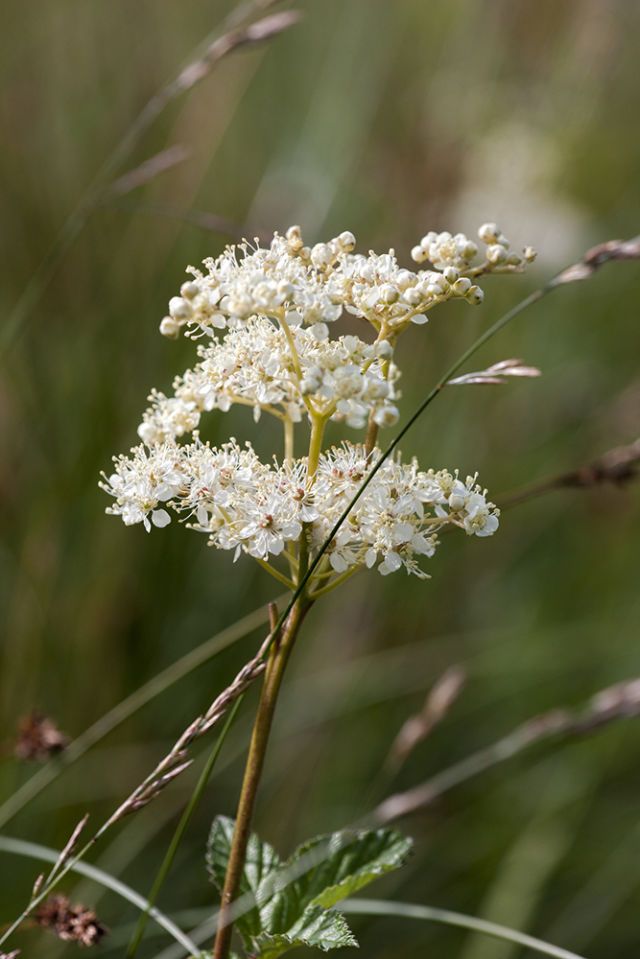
159;228;350;341
102;224;525;589
159;224;535;341
411;223;537;273
138;317;400;445
101;440;499;578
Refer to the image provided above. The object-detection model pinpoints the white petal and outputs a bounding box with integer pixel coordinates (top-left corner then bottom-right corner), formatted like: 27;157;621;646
151;509;171;528
330;553;348;573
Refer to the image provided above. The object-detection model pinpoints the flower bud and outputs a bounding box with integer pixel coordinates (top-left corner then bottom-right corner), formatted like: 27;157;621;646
404;287;423;307
365;379;390;399
452;277;472;295
380;283;400;304
180;281;200;300
466;285;484;305
338;230;356;251
395;269;415;290
478;222;500;243
286;225;304;252
168;296;192;320
310;243;331;268
159;316;180;338
411;245;428;263
486;244;508;265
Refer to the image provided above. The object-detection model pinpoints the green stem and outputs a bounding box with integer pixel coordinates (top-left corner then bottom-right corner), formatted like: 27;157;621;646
307;415;326;479
310;563;363;598
255;558;296;590
126;697;243;957
212;596;312;959
284;416;295;461
364;414;379;456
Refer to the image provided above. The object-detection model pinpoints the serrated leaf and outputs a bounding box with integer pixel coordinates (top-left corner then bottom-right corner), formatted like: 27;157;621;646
259;828;413;939
253;904;357;959
208;819;412;958
206;815;281;946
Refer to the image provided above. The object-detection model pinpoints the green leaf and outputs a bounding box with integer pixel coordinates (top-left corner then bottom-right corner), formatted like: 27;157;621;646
253;905;357;959
206;815;281;946
207;819;412;958
260;828;413;935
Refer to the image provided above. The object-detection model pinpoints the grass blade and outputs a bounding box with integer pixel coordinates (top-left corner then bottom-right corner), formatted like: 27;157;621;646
341;898;587;959
0;835;200;955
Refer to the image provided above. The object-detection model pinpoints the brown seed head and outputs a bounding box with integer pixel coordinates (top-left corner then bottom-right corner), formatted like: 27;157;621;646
14;711;70;762
34;894;108;947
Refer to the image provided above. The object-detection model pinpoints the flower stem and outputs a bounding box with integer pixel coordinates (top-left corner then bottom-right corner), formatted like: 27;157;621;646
284;415;295;461
309;563;363;598
211;594;312;959
307;415;326;479
364;414;379;456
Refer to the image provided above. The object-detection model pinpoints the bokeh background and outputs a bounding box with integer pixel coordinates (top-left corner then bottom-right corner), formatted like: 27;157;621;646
1;0;639;955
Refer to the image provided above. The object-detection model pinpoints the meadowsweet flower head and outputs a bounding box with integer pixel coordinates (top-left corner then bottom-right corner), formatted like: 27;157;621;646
138;317;400;444
103;224;534;594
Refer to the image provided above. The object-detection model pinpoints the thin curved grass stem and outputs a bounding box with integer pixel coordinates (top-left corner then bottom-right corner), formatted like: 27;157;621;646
0;835;200;954
341;899;587;959
126;697;244;957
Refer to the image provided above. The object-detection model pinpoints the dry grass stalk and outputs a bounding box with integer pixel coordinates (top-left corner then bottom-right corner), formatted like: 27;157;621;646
103;199;254;241
48;814;90;880
152;11;301;117
101;616;280;830
448;359;541;387
502;438;640;508
3;0;301;353
385;666;466;772
374;677;640;825
31;874;45;899
554;236;640;285
107;145;191;197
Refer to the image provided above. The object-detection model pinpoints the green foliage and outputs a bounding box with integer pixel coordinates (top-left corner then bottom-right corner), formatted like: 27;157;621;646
207;816;413;957
207;816;282;942
254;906;357;958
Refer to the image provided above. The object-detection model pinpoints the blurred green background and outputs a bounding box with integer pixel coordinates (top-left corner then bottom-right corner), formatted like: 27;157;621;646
1;0;640;955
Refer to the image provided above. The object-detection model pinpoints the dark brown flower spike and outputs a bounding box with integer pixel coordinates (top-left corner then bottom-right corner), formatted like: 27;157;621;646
14;711;70;762
34;895;107;948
